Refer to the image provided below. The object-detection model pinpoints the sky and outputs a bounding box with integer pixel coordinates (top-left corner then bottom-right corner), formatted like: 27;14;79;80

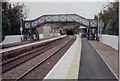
9;1;113;20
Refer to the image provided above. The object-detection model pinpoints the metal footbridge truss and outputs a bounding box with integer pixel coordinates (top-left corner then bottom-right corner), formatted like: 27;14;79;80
22;14;98;40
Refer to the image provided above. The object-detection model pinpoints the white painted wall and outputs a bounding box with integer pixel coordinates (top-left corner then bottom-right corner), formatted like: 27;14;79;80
43;24;60;38
39;34;43;38
101;34;118;50
51;33;60;37
0;33;60;45
43;24;51;38
0;35;23;45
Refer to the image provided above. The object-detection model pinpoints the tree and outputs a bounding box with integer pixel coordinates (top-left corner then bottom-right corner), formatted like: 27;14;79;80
105;19;113;34
2;2;27;41
95;2;119;36
2;14;10;41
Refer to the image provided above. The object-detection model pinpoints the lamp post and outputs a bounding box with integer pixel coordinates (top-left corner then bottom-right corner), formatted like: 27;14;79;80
97;12;104;41
97;14;100;41
20;18;23;41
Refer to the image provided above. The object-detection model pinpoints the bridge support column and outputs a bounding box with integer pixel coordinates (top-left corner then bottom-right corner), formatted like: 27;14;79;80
87;28;90;40
96;27;99;41
23;28;39;41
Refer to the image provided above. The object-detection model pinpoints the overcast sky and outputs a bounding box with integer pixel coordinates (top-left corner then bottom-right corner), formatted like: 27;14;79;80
10;1;110;20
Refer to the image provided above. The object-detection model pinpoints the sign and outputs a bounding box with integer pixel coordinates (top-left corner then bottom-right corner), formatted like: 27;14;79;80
20;27;23;32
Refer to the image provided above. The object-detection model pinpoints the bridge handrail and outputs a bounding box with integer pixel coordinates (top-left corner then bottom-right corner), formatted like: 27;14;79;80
23;14;98;29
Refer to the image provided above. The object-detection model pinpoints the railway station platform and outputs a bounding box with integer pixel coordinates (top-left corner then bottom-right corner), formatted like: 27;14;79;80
1;35;118;80
44;35;118;80
0;35;66;53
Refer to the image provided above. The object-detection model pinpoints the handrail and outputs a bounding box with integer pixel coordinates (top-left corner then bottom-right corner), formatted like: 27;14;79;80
23;14;98;29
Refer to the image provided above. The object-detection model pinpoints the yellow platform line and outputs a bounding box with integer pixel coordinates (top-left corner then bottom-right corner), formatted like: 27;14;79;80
66;36;82;79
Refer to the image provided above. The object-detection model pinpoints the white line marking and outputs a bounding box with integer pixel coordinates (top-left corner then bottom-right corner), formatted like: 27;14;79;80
89;41;118;80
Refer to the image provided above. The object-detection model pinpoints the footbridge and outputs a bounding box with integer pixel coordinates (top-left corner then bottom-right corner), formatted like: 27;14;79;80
22;14;98;40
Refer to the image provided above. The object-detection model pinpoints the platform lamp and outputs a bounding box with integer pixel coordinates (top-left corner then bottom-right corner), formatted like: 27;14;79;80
20;18;23;42
98;4;107;41
97;13;100;41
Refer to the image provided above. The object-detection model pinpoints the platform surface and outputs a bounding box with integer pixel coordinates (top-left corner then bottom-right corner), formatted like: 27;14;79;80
44;36;118;80
44;35;81;79
78;38;117;79
0;35;66;53
89;40;118;79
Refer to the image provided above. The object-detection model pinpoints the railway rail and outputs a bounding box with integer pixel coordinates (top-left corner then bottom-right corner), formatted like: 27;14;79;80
1;36;65;61
2;36;66;73
2;36;76;80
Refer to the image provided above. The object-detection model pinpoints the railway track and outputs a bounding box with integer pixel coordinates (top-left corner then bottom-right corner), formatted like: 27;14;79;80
2;36;76;80
1;36;65;61
2;36;66;73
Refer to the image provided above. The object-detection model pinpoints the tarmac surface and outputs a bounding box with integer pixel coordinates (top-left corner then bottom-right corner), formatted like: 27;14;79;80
89;40;118;78
78;38;117;80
